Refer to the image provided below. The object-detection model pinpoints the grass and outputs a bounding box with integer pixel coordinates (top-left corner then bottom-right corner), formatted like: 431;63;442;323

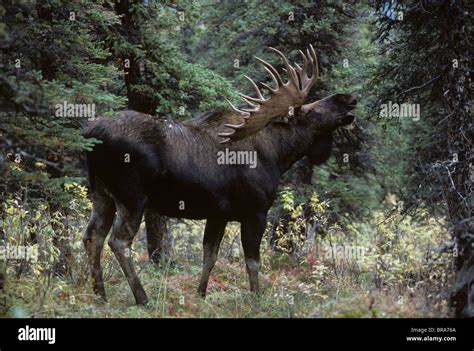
5;249;449;318
2;205;452;318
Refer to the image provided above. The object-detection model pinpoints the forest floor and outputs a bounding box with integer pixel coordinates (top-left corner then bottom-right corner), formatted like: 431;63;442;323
6;243;450;318
4;210;452;318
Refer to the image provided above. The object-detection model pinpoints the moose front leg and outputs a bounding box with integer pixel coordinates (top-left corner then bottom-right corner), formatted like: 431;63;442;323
240;213;267;293
197;219;227;297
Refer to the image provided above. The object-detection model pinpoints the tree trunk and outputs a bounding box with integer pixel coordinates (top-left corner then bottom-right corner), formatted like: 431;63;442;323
0;206;7;316
442;3;473;317
115;0;158;114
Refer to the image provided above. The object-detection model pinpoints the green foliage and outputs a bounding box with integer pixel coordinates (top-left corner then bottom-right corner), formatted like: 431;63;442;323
0;0;237;209
270;188;329;259
1;0;465;318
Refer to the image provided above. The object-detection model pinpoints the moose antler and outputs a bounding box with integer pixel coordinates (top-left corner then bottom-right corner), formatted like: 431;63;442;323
219;45;319;143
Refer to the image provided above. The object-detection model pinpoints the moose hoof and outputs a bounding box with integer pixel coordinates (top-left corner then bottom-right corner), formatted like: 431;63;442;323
136;298;149;306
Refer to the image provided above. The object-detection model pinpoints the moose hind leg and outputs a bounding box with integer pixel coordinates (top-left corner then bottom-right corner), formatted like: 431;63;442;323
198;219;227;297
240;214;267;294
83;192;115;301
144;209;171;264
108;200;148;305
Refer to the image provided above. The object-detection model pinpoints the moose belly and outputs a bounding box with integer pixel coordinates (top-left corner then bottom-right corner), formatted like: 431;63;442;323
146;177;232;220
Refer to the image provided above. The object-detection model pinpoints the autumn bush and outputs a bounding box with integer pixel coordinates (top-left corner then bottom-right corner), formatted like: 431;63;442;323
1;191;452;318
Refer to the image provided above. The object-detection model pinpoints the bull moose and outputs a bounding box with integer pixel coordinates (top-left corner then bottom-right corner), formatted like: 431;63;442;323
83;45;357;304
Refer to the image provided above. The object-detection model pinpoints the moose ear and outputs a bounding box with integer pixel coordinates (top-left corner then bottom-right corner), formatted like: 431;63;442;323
301;100;321;114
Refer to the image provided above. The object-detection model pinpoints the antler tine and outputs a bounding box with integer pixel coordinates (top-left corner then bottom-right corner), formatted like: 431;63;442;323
219;122;244;139
240;95;260;108
261;82;278;94
306;45;318;85
254;57;284;86
309;44;319;81
225;97;250;117
239;93;261;106
294;50;310;90
291;45;318;94
298;50;309;88
262;66;280;89
268;47;299;87
243;75;265;100
299;50;308;74
293;63;303;90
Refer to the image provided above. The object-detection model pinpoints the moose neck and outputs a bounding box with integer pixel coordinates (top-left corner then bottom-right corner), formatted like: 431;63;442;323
262;117;318;174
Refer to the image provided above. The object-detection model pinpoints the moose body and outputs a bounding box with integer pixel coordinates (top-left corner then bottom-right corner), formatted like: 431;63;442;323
83;46;357;304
